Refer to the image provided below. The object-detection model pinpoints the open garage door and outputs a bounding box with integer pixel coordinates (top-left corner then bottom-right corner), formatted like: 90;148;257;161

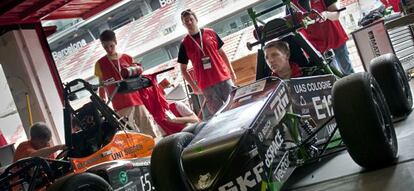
0;0;125;151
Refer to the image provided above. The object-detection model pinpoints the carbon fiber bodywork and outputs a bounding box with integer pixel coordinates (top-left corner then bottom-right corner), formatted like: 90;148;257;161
181;75;338;191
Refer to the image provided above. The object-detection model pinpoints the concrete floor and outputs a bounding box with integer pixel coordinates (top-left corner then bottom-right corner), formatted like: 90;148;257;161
283;81;414;191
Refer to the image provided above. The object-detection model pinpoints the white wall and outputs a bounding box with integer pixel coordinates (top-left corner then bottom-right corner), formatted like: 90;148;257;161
0;29;64;145
0;65;26;146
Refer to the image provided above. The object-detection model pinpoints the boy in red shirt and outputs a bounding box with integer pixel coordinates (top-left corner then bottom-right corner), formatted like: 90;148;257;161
178;9;237;119
14;122;65;161
264;41;303;79
94;30;162;137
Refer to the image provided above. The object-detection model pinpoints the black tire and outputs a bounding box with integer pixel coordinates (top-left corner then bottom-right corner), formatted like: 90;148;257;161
369;53;413;117
333;72;398;169
181;122;206;135
47;172;112;191
151;132;194;191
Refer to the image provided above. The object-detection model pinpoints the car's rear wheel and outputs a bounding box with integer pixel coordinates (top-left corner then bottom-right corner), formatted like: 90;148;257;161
47;172;112;191
151;132;194;191
333;72;398;169
369;53;413;117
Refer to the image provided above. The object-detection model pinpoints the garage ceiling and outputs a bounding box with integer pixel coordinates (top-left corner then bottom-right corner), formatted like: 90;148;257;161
0;0;122;26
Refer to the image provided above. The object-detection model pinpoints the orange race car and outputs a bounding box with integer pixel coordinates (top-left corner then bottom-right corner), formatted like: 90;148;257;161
0;74;159;191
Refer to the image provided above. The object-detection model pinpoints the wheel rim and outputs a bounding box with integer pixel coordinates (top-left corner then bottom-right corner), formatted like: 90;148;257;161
394;62;412;104
371;84;394;147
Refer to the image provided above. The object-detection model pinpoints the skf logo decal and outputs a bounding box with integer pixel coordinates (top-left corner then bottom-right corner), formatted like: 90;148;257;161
218;162;264;191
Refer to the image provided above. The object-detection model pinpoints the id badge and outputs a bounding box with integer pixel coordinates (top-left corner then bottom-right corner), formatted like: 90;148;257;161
201;56;212;70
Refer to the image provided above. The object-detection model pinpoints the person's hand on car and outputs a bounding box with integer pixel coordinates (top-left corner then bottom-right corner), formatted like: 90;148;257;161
54;144;67;151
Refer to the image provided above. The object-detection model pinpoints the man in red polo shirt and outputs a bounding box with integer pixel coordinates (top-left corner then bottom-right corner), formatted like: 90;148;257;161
94;30;161;137
292;0;354;75
178;9;237;119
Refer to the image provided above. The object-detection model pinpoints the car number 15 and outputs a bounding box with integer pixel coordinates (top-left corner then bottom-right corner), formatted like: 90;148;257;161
140;172;155;191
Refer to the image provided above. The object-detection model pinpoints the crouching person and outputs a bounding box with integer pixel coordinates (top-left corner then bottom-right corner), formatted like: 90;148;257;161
165;101;200;127
139;75;200;136
14;122;66;161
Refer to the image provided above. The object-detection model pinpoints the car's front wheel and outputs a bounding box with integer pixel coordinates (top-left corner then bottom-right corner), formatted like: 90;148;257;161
333;72;398;169
47;172;112;191
151;132;194;191
181;122;206;135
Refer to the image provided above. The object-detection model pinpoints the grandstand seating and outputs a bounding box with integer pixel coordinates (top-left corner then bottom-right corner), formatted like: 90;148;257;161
56;0;258;82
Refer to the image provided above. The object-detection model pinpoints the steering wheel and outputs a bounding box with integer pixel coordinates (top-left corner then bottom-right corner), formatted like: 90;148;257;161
55;148;70;160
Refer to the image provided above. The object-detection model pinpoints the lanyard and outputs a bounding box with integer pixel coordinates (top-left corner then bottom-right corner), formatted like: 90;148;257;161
189;29;205;56
105;54;122;103
107;54;123;79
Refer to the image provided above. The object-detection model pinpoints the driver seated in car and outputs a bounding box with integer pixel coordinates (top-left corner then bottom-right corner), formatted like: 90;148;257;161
14;122;66;161
264;40;323;79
